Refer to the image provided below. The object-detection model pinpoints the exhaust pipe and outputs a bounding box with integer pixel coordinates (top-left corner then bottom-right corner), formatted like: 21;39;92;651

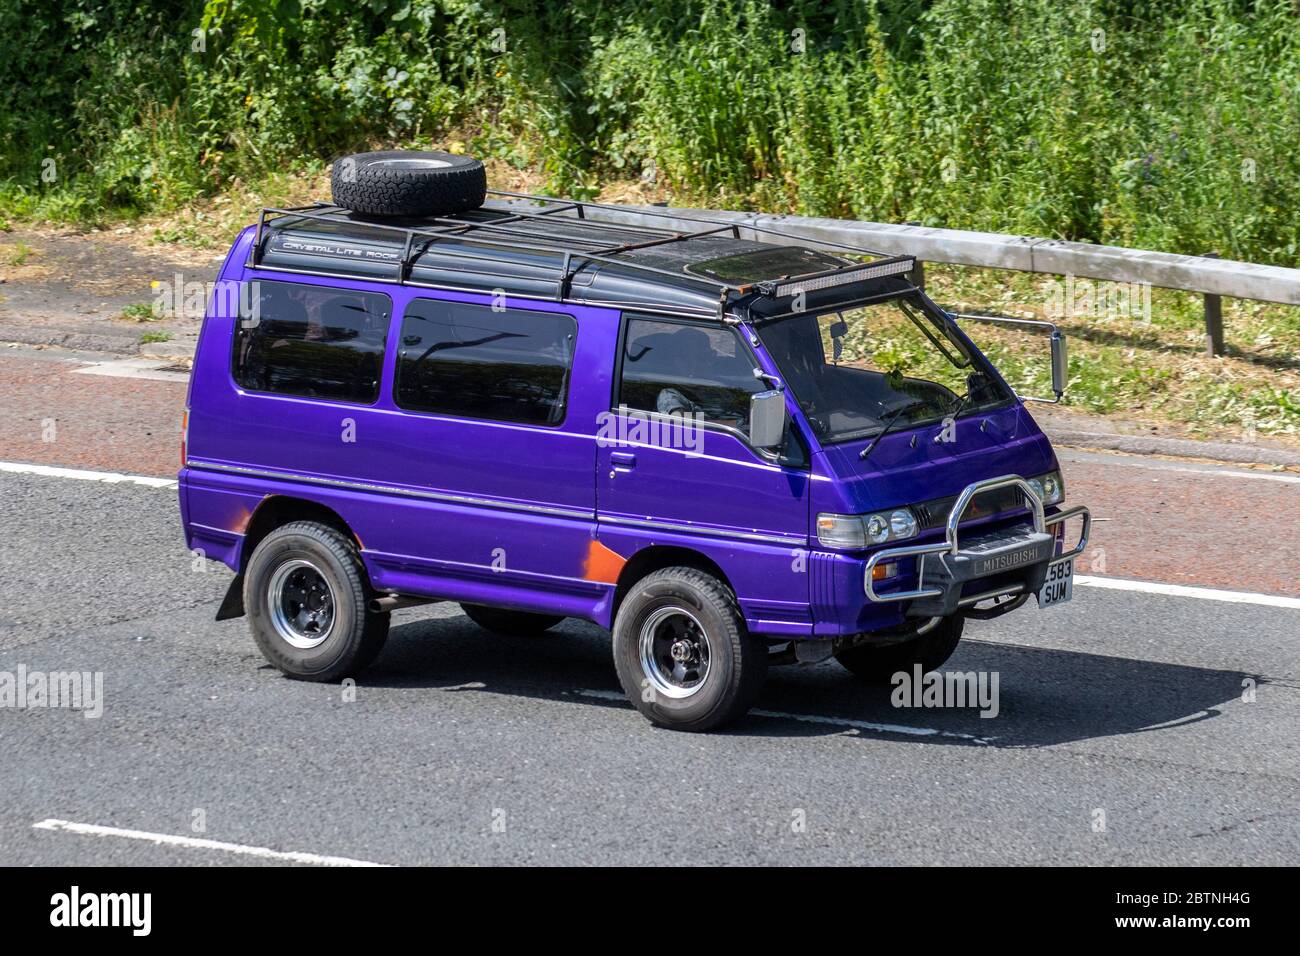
369;593;433;613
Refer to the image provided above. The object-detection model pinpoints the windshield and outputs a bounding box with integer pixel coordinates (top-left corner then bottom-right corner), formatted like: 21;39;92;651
755;296;1011;444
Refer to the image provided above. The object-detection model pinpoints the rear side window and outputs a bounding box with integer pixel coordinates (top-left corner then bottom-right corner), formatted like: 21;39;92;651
619;316;761;433
233;280;390;404
394;298;577;426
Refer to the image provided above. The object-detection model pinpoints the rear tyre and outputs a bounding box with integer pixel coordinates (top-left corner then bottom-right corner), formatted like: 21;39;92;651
243;521;389;681
330;150;486;218
612;567;766;732
834;615;965;683
460;603;564;635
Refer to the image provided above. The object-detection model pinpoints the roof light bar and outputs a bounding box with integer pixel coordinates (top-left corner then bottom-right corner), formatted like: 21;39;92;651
764;257;916;297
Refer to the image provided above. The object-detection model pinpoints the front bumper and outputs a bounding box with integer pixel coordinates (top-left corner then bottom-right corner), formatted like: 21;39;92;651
863;474;1091;619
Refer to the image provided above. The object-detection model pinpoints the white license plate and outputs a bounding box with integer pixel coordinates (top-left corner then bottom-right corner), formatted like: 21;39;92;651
1036;557;1074;608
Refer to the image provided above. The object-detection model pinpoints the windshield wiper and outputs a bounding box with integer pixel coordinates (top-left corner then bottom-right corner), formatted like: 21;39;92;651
859;400;927;460
947;376;998;422
947;391;973;421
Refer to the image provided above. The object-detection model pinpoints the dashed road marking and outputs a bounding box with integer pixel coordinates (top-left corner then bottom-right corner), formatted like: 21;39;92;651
32;818;390;867
572;689;996;744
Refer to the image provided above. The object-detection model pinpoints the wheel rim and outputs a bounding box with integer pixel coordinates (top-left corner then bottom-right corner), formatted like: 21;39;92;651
268;560;336;650
638;606;711;699
370;158;453;169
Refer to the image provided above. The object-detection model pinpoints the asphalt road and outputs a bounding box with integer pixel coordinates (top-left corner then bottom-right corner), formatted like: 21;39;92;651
1;468;1296;866
2;346;1298;594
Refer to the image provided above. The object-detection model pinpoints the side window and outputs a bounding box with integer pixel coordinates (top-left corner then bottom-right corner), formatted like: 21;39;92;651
619;317;761;434
233;280;390;404
394;298;577;426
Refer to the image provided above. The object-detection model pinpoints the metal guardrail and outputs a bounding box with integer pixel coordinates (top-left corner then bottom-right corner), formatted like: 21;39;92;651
579;204;1300;357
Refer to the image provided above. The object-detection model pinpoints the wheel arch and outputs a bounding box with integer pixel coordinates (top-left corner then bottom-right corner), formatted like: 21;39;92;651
609;544;736;626
217;495;362;621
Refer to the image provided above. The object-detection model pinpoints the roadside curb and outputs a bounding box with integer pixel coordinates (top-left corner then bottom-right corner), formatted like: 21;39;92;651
0;323;141;355
1043;427;1300;468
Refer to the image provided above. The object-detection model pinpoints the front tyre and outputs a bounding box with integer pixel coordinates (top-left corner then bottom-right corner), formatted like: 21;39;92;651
612;567;766;732
243;521;389;682
834;615;965;683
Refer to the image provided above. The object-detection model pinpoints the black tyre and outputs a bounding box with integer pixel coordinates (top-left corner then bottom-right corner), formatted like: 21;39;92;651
460;603;564;635
330;150;486;218
243;521;389;681
834;615;965;683
611;567;767;732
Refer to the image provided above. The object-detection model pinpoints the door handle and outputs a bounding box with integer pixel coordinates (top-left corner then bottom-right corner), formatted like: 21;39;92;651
610;452;637;470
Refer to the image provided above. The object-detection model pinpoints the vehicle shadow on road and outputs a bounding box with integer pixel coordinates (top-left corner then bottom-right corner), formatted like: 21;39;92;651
363;612;1257;748
756;638;1256;748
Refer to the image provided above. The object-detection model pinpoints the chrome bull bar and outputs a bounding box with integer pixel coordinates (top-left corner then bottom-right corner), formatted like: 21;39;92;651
864;474;1092;605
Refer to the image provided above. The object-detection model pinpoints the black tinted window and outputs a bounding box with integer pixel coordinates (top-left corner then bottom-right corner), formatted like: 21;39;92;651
394;299;576;425
619;317;761;432
233;281;390;404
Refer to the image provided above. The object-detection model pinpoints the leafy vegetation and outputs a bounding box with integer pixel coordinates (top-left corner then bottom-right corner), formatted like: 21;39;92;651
2;0;1298;265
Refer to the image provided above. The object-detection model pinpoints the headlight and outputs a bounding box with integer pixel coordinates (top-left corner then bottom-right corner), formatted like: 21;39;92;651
1026;470;1064;506
817;508;920;549
866;513;890;544
890;509;917;539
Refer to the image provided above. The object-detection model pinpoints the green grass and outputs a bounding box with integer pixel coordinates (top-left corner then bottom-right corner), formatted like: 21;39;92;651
926;264;1299;442
138;331;172;345
5;242;32;266
119;303;158;323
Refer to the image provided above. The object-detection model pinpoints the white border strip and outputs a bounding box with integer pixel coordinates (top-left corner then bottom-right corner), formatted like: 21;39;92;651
32;818;390;867
0;461;176;489
1075;575;1300;610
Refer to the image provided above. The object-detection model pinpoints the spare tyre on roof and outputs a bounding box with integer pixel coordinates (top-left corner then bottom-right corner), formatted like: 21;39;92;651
330;150;487;218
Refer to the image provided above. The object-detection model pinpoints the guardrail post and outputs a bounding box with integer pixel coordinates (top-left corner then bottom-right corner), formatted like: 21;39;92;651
905;222;926;291
1202;251;1224;357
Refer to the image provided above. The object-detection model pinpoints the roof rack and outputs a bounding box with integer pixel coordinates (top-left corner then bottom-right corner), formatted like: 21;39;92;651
484;188;897;260
246;192;913;320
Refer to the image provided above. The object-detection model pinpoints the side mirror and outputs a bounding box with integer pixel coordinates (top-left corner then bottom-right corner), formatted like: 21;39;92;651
950;312;1069;403
749;389;786;449
1049;329;1068;400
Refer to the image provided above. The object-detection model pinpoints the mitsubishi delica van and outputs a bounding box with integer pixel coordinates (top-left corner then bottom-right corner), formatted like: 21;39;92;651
179;150;1090;732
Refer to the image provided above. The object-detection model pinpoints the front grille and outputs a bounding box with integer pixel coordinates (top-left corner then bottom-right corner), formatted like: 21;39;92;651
913;485;1029;531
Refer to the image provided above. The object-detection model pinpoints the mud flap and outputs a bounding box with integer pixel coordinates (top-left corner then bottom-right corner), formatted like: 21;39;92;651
215;573;246;621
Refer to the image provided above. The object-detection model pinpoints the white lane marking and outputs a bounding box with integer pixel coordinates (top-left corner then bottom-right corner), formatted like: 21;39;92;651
572;689;995;744
1076;575;1300;610
4;459;1297;610
69;358;190;383
32;819;390;867
0;460;176;489
1057;448;1300;484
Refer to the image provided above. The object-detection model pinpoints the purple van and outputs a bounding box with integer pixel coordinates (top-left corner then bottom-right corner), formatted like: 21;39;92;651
179;151;1090;731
